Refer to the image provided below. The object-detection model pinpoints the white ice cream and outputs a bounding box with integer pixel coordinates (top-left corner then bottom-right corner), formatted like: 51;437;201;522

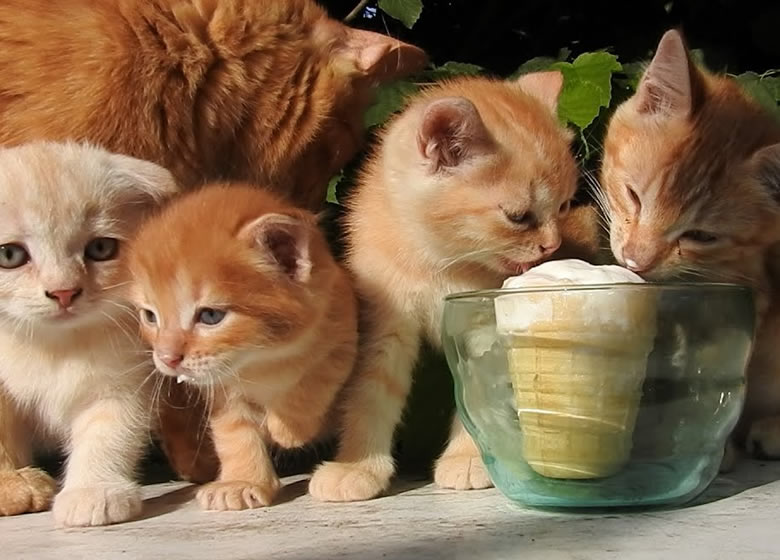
495;259;647;332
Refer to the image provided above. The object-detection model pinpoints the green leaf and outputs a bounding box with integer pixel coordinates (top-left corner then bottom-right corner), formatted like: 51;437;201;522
509;56;557;78
433;61;483;76
551;51;622;130
734;72;780;118
378;0;423;29
326;171;343;205
363;80;419;129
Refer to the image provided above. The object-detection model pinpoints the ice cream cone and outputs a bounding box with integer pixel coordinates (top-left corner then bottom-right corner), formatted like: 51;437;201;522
496;286;657;479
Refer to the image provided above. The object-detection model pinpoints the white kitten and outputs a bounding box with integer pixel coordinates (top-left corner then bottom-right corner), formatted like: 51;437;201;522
0;141;177;527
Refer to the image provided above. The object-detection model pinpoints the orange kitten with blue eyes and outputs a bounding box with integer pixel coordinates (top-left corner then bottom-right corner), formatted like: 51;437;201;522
0;141;177;526
599;30;780;464
127;183;358;511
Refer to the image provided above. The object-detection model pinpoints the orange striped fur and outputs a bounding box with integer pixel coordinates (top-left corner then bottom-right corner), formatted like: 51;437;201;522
128;183;358;510
0;0;427;209
600;30;780;463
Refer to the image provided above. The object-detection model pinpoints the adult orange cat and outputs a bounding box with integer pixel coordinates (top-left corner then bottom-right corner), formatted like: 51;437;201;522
309;71;602;501
598;30;780;461
127;183;358;510
0;0;427;209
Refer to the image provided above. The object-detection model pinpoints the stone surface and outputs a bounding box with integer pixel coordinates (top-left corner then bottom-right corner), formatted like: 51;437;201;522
1;460;779;559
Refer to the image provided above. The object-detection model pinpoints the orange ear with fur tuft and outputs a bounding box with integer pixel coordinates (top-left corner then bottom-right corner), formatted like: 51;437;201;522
416;97;495;172
515;70;564;113
325;23;428;82
752;144;780;205
635;29;694;117
241;213;312;283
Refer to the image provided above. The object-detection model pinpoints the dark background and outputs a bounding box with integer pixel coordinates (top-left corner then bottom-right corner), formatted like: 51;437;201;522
322;0;780;75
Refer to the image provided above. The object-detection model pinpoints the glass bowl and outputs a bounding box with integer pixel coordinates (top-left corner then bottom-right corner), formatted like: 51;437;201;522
441;283;755;509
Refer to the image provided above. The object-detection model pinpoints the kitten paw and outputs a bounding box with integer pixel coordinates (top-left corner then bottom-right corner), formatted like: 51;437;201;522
0;467;57;516
747;417;780;459
53;483;142;527
196;479;280;511
434;454;493;490
309;458;393;502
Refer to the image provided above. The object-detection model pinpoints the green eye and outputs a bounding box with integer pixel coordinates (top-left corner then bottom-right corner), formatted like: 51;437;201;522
0;243;29;269
197;308;226;326
85;237;119;261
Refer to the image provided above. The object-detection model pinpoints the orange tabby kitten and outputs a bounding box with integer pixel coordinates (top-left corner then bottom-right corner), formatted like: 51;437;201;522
0;0;427;209
128;183;357;510
309;71;601;501
599;30;780;460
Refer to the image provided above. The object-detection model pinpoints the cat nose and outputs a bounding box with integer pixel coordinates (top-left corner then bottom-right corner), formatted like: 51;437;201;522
622;250;656;273
44;287;83;308
539;237;562;256
158;353;184;369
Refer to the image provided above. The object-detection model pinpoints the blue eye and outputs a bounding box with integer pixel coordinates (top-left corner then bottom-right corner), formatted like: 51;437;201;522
0;243;29;269
85;237;119;261
197;308;226;325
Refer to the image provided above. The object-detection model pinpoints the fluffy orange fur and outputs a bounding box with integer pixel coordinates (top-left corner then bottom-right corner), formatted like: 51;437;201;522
127;183;357;510
600;30;780;462
309;72;601;502
0;0;427;210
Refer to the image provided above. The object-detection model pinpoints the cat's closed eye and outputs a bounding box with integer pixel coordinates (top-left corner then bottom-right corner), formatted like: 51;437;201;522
626;184;641;208
197;308;226;326
502;207;536;228
85;237;119;261
0;243;29;269
680;230;719;244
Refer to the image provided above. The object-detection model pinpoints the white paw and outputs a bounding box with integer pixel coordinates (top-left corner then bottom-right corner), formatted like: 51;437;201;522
53;483;142;527
434;454;493;490
309;458;393;502
747;417;780;459
0;467;57;516
196;479;280;511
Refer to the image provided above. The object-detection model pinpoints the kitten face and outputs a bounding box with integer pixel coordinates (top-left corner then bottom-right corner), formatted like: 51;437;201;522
0;142;177;333
381;73;577;275
601;30;780;281
128;185;322;386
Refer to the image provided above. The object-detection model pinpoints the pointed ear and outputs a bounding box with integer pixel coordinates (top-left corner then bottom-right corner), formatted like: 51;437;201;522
104;152;179;205
515;70;564;113
752;144;780;204
635;29;695;117
320;20;428;83
417;97;495;172
240;213;312;283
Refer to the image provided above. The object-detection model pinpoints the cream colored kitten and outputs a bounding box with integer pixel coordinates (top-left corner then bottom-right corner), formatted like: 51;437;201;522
0;142;177;526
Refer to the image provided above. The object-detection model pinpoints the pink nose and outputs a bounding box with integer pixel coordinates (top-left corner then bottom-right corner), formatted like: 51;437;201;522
158;353;184;369
540;238;562;256
45;288;83;308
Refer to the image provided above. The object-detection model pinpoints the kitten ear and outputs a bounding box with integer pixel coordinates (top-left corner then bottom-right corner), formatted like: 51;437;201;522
319;20;428;82
635;29;695;117
241;213;312;283
752;144;780;204
105;153;179;204
515;70;564;113
417;97;494;172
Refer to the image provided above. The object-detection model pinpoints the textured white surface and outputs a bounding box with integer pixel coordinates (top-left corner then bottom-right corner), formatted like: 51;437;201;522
2;460;779;560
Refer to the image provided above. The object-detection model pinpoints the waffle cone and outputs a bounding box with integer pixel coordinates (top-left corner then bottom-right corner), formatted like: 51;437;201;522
497;290;657;479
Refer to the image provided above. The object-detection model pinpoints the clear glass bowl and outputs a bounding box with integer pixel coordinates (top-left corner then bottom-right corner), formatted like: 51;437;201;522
442;283;755;509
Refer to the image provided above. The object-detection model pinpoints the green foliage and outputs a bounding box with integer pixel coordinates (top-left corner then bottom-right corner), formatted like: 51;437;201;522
734;71;780;116
378;0;423;29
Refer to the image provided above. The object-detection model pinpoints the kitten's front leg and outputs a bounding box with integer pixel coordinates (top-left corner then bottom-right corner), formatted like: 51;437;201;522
196;398;280;511
0;388;56;516
309;308;420;502
52;395;148;527
434;415;493;490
